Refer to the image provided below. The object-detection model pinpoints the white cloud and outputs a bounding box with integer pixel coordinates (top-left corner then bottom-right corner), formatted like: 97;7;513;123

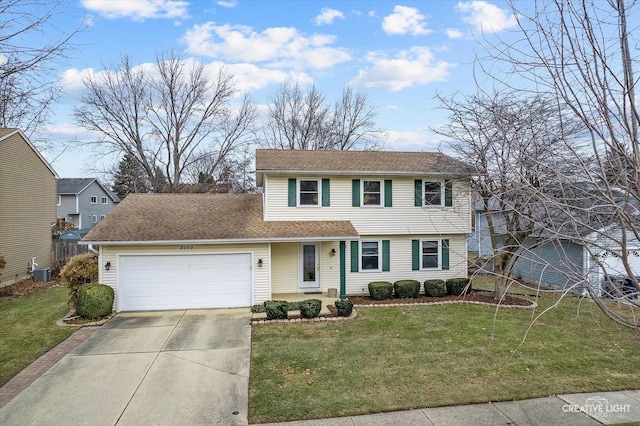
80;0;189;21
456;1;517;33
59;68;95;93
315;8;345;25
217;0;238;8
382;5;431;36
182;22;351;70
446;28;464;39
386;130;441;151
206;62;313;94
350;47;453;92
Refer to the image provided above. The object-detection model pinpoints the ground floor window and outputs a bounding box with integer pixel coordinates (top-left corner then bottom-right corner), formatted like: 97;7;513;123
361;241;380;271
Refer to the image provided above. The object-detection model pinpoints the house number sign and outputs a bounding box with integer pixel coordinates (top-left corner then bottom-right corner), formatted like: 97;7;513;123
179;245;194;250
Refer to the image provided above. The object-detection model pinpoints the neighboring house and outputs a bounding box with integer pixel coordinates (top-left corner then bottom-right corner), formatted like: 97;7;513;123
57;178;120;230
81;150;472;312
0;128;57;286
470;200;640;296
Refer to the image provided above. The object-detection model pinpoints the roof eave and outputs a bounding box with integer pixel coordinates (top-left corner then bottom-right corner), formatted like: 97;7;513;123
80;235;361;245
256;169;471;177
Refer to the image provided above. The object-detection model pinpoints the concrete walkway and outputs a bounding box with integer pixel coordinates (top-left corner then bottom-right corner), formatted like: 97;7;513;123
257;391;640;425
0;309;252;426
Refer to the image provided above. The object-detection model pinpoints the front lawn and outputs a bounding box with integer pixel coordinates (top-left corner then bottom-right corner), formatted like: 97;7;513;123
249;291;640;423
0;286;75;385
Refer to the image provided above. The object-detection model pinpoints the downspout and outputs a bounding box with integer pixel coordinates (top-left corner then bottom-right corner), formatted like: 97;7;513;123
340;241;346;299
88;244;99;254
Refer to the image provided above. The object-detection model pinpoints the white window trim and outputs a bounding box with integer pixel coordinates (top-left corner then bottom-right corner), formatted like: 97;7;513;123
297;178;321;207
90;195;97;205
361;179;384;207
422;180;445;207
56;195;61;206
92;215;98;223
101;196;108;204
420;239;442;270
360;239;382;272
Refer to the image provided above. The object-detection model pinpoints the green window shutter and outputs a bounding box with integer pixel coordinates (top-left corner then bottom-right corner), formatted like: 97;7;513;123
442;239;450;270
382;240;390;271
412;239;420;271
444;180;453;207
384;180;392;207
352;179;360;207
350;241;359;272
414;180;422;207
322;179;330;207
288;178;296;207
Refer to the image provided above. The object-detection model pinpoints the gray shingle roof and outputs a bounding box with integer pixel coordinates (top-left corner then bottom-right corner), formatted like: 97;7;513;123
82;193;359;243
57;178;120;202
256;149;471;177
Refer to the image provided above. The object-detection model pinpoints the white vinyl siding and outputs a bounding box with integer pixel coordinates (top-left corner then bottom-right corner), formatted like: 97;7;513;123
271;242;299;293
344;234;467;296
264;175;471;235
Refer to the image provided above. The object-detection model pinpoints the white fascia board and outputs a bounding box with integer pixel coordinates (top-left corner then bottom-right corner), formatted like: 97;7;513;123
79;236;361;246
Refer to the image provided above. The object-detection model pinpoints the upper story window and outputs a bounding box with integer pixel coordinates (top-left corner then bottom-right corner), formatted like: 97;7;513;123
415;179;453;207
299;179;319;206
288;178;330;207
352;179;392;207
362;180;382;206
90;196;97;204
56;195;61;206
101;196;108;204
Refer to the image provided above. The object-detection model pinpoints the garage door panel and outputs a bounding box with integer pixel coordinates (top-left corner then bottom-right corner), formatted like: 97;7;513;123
118;254;252;311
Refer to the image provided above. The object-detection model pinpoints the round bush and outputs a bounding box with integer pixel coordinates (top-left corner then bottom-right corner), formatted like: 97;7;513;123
424;279;446;297
394;280;420;298
368;281;393;300
334;299;353;317
265;300;288;320
299;299;322;318
76;284;114;319
446;278;470;296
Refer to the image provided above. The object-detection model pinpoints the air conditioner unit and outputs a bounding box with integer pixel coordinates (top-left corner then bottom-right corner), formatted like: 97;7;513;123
34;268;51;282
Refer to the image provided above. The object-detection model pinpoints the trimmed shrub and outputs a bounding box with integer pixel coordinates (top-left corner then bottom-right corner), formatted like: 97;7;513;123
251;303;266;313
334;299;353;317
368;281;393;300
265;300;288;320
286;301;302;311
76;284;114;319
394;280;420;298
446;278;470;296
60;252;98;306
299;299;322;319
424;279;446;297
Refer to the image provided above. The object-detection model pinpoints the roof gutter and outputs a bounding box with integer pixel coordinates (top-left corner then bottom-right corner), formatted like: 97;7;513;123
79;235;361;246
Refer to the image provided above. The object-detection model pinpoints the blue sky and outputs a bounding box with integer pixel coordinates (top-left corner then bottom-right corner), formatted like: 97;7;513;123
39;0;519;179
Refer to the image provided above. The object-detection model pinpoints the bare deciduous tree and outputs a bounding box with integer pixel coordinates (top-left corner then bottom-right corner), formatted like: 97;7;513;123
262;81;385;150
0;0;83;137
469;0;640;328
434;90;583;299
74;52;256;192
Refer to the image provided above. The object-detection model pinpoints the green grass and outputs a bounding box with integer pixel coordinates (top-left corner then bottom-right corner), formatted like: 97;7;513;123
0;287;75;385
249;292;640;423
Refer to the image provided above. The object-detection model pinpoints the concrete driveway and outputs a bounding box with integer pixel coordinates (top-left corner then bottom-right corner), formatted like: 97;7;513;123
0;309;252;426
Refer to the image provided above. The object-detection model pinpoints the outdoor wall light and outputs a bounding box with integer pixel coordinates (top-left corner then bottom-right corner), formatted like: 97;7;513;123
105;261;111;271
258;259;263;267
330;248;336;257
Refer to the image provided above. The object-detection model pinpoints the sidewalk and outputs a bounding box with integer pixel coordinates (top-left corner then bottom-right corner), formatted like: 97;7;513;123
257;390;640;425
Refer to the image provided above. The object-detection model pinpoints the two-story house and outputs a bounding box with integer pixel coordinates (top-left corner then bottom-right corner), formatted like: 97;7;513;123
57;178;121;230
82;150;471;312
0;128;57;285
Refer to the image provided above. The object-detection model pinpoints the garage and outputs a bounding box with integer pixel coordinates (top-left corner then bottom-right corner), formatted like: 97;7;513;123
117;253;252;311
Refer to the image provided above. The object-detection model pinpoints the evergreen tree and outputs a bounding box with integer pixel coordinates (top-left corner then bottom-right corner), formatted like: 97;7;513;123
112;153;150;199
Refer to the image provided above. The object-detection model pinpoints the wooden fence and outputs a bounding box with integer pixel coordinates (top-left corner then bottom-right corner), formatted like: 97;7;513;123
52;239;89;264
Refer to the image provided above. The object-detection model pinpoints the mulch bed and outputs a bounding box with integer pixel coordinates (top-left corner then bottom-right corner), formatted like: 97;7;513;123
349;289;535;307
0;278;62;301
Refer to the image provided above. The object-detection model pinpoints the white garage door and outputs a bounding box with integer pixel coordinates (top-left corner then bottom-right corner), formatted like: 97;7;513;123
118;253;252;311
